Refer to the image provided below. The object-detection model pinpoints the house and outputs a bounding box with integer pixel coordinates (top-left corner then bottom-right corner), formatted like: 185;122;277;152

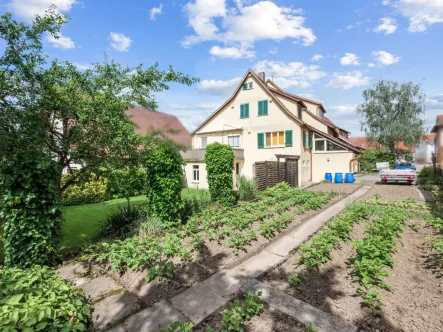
126;106;191;147
181;69;361;189
415;134;435;164
431;115;443;168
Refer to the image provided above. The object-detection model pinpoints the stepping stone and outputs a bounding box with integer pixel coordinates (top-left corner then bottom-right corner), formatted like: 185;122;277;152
79;276;122;302
241;279;358;332
93;293;139;330
203;269;246;298
123;299;188;332
231;251;284;278
170;283;228;325
57;263;87;280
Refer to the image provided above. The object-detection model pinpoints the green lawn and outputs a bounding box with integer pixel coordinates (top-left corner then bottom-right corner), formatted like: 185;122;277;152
61;188;208;253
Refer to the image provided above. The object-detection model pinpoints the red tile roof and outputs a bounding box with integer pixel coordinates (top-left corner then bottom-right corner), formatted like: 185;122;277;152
125;107;191;147
348;136;417;152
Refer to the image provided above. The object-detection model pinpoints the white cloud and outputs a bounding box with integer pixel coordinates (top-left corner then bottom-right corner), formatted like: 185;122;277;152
368;63;375;67
46;32;75;49
372;50;400;65
346;21;362;30
110;32;132;52
311;54;323;61
426;93;443;109
328;105;357;117
9;0;76;21
272;77;311;89
150;4;163;20
73;63;93;71
326;71;370;89
340;53;360;66
182;0;316;49
169;103;220;110
387;0;443;32
197;77;242;96
268;47;278;54
373;17;398;34
209;45;255;59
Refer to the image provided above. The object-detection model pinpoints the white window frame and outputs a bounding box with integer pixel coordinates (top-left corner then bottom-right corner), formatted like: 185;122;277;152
264;131;285;148
201;137;207;148
227;135;241;148
192;165;200;182
247;82;253;89
313;134;348;153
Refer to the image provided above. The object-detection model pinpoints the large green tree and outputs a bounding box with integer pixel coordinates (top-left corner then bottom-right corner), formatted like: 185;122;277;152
356;80;426;154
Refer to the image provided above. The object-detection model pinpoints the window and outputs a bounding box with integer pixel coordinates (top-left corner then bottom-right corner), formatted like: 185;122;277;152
201;137;207;148
314;134;347;152
303;131;310;148
258;130;292;148
240;104;249;118
192;165;199;182
265;131;284;147
236;162;240;176
258;100;268;116
242;82;253;90
297;104;303;120
228;135;240;148
303;160;306;168
317;107;324;119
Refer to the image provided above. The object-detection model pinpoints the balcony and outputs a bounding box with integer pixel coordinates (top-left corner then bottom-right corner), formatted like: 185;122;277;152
181;148;244;162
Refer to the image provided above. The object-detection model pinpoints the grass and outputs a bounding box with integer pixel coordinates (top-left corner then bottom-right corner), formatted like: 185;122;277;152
61;188;208;254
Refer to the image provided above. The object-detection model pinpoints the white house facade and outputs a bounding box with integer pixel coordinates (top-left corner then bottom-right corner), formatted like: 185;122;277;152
182;69;361;189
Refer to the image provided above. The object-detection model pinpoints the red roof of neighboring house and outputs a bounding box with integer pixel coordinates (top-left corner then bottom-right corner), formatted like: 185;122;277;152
348;136;417;152
125;107;191;147
425;133;436;142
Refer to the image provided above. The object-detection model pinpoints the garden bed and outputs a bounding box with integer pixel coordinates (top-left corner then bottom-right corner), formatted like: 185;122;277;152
260;196;443;332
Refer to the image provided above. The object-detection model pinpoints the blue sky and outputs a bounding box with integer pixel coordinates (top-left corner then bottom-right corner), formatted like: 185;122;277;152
2;0;443;137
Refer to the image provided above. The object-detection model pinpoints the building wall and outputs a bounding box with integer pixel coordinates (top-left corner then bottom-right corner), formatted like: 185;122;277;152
311;152;354;182
183;162;209;189
194;74;304;186
415;141;434;164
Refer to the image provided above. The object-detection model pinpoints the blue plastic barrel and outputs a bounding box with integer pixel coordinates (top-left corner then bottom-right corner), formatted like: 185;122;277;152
334;173;344;184
345;173;355;183
325;173;333;183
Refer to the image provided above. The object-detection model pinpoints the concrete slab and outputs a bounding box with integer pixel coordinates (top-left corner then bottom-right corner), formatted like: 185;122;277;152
93;293;140;330
123;299;188;332
231;250;284;279
242;279;357;332
170;283;228;324
203;269;246;298
79;276;122;302
265;236;299;257
105;326;126;332
57;263;86;280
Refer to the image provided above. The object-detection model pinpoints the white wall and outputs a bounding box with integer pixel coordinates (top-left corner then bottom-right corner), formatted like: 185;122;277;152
183;162;208;189
311;152;354;182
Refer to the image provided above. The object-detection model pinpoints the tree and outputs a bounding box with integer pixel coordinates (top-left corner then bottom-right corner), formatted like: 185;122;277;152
356;80;426;154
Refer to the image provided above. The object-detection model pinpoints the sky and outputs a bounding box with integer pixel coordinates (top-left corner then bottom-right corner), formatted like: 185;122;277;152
1;0;443;137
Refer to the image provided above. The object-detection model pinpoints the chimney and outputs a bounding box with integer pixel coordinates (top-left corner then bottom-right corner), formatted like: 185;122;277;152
258;72;266;82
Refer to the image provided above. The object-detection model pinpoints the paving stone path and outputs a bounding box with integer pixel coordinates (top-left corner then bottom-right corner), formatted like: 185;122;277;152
58;186;371;332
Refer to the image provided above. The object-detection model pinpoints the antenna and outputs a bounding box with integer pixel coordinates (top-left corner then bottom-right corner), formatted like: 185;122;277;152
271;72;276;81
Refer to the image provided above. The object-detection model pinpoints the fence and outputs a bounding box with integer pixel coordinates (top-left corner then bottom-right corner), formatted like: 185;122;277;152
254;159;299;190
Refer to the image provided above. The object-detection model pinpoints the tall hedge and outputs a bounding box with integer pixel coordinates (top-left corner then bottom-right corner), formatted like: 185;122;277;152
205;142;235;206
144;139;184;227
0;151;62;268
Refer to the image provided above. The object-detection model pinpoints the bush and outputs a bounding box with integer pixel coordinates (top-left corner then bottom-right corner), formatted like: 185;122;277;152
103;166;146;199
237;175;257;201
205;143;235;206
359;149;395;171
101;204;148;239
0;219;3;266
61;171;109;205
0;151;62;268
145;139;184;227
418;165;441;179
137;216;164;238
181;194;212;223
0;266;91;331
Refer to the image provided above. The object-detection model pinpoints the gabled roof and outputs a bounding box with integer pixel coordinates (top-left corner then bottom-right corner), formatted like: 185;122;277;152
126;107;191;147
307;125;362;153
191;69;305;135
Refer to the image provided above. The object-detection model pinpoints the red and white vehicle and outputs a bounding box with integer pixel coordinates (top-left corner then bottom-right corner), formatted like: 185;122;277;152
379;169;416;185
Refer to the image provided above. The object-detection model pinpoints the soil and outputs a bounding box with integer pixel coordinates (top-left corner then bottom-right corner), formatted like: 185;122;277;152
194;302;305;332
360;184;420;201
306;183;361;195
261;188;443;332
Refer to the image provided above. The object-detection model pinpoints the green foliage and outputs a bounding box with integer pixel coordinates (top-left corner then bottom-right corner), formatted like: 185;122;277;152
0;151;62;268
357;80;426;153
288;270;305;288
205;143;235;206
181;194;211;223
218;292;263;332
0;219;3;266
101;204;148;239
103;166;146;199
61;171;109;205
359;149;395;171
418;165;440;179
0;266;91;331
237;176;257;201
145;139;184;227
305;323;319;332
160;321;194;332
137;216;164;238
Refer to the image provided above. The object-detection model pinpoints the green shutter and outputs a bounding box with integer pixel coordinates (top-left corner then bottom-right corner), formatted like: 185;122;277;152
258;101;262;115
285;130;293;147
303;131;307;147
263;100;268;115
257;133;264;148
242;83;247;90
240;104;244;118
308;133;313;149
245;104;249;118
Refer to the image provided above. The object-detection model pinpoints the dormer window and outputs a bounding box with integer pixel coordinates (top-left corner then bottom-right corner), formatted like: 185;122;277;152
297;104;303;120
242;82;253;90
317;107;324;119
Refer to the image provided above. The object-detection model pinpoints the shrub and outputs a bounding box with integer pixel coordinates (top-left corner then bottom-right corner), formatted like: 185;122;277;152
418;165;441;179
359;149;395;172
181;194;212;222
101;204;148;239
238;175;257;201
61;171;108;205
137;216;164;238
205;142;235;206
145;139;184;227
0;219;3;266
0;151;62;268
103;166;146;199
0;266;91;331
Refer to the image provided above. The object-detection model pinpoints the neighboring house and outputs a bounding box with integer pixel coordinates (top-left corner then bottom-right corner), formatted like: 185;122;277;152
415;134;435;164
432;115;443;168
181;69;361;189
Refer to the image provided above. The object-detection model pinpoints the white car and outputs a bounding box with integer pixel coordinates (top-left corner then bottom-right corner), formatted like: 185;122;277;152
379;169;416;185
